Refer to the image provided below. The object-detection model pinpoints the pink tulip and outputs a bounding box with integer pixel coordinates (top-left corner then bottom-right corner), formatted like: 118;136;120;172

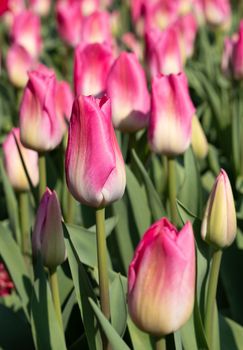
144;1;179;31
128;217;195;335
202;0;231;30
145;26;183;77
149;73;195;156
121;32;143;60
65;95;126;208
3;128;39;191
74;42;114;96
106;52;150;132
56;0;82;47
11;10;42;59
232;21;243;80
80;11;112;45
221;36;235;77
6;44;36;87
55;80;74;126
80;0;99;16
0;263;14;297
32;188;66;268
201;169;237;249
20;66;64;152
0;0;8;16
28;0;51;16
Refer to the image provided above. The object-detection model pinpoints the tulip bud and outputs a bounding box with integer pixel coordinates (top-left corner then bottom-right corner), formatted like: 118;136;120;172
201;169;237;249
106;52;150;132
149;73;195;156
191;115;208;159
74;42;114;97
20;66;64;152
80;11;112;45
29;0;51;17
55;80;74;131
232;21;243;80
202;0;231;30
0;263;14;297
3;128;39;191
221;36;235;77
65;95;126;208
32;188;66;268
128;217;195;336
11;10;42;59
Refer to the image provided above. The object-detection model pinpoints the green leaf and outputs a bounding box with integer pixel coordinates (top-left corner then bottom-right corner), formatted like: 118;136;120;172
110;273;127;336
219;315;243;350
89;298;131;350
127;316;153;350
62;288;76;331
126;165;151;236
131;149;166;221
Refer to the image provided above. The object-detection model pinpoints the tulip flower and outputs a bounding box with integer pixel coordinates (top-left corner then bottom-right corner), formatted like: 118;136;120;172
106;52;150;132
32;188;66;268
145;26;183;77
29;0;51;16
148;73;195;156
11;10;42;59
128;217;195;336
65;95;126;208
6;44;36;88
201;169;237;249
3;128;39;192
74;42;114;96
202;0;231;30
20;66;64;152
232;21;243;80
80;11;112;46
0;0;8;16
0;263;14;297
55;80;74;129
221;36;235;77
191;115;208;159
80;0;99;16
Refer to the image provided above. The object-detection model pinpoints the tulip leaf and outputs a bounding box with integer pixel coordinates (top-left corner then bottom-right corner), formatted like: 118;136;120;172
30;257;67;350
62;288;76;331
0;158;21;245
126;165;151;236
131;149;166;221
219;315;243;349
89;298;131;350
0;223;30;320
64;233;102;350
127;316;153;350
110;273;127;336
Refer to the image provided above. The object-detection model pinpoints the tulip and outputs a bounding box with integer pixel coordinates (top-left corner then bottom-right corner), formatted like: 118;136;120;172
144;1;179;32
29;0;51;16
0;263;14;297
20;66;64;152
3;128;39;192
128;217;195;335
32;188;66;268
191;115;208;159
11;10;42;59
80;11;112;45
80;0;99;16
232;21;243;80
148;73;195;156
221;36;235;77
6;44;36;88
201;169;237;249
65;95;126;208
202;0;231;30
55;80;74;129
121;33;143;60
106;52;150;132
145;26;183;77
0;0;8;16
74;42;114;96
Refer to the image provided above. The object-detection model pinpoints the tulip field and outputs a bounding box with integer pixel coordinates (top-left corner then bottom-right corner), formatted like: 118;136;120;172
0;0;243;349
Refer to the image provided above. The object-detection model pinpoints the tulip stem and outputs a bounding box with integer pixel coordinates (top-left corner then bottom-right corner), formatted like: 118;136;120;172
96;207;110;350
205;249;223;349
167;157;178;223
155;337;166;350
19;192;30;260
49;267;63;331
38;154;46;200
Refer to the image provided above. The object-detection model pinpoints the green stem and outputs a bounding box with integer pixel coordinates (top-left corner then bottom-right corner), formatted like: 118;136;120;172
96;207;110;350
38;153;46;200
205;249;223;349
155;337;166;350
167;157;178;223
49;267;63;331
19;192;30;259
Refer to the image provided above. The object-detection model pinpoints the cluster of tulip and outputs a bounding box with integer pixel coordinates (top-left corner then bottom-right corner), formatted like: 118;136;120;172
0;0;242;349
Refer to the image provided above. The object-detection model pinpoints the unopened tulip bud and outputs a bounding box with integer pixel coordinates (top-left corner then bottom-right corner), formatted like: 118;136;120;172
128;217;195;336
65;95;126;208
32;188;66;268
3;128;39;191
106;52;150;132
191;115;208;159
149;73;195;156
232;21;243;80
202;0;231;30
201;169;237;249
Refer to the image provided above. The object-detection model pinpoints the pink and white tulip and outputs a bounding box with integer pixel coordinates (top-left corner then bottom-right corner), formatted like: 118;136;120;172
202;0;231;30
28;0;51;16
74;42;114;96
3;128;39;191
106;52;150;132
128;217;195;335
11;10;42;59
55;80;74;127
149;73;195;156
32;188;66;268
201;169;237;249
80;11;112;45
65;95;126;208
20;66;64;152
